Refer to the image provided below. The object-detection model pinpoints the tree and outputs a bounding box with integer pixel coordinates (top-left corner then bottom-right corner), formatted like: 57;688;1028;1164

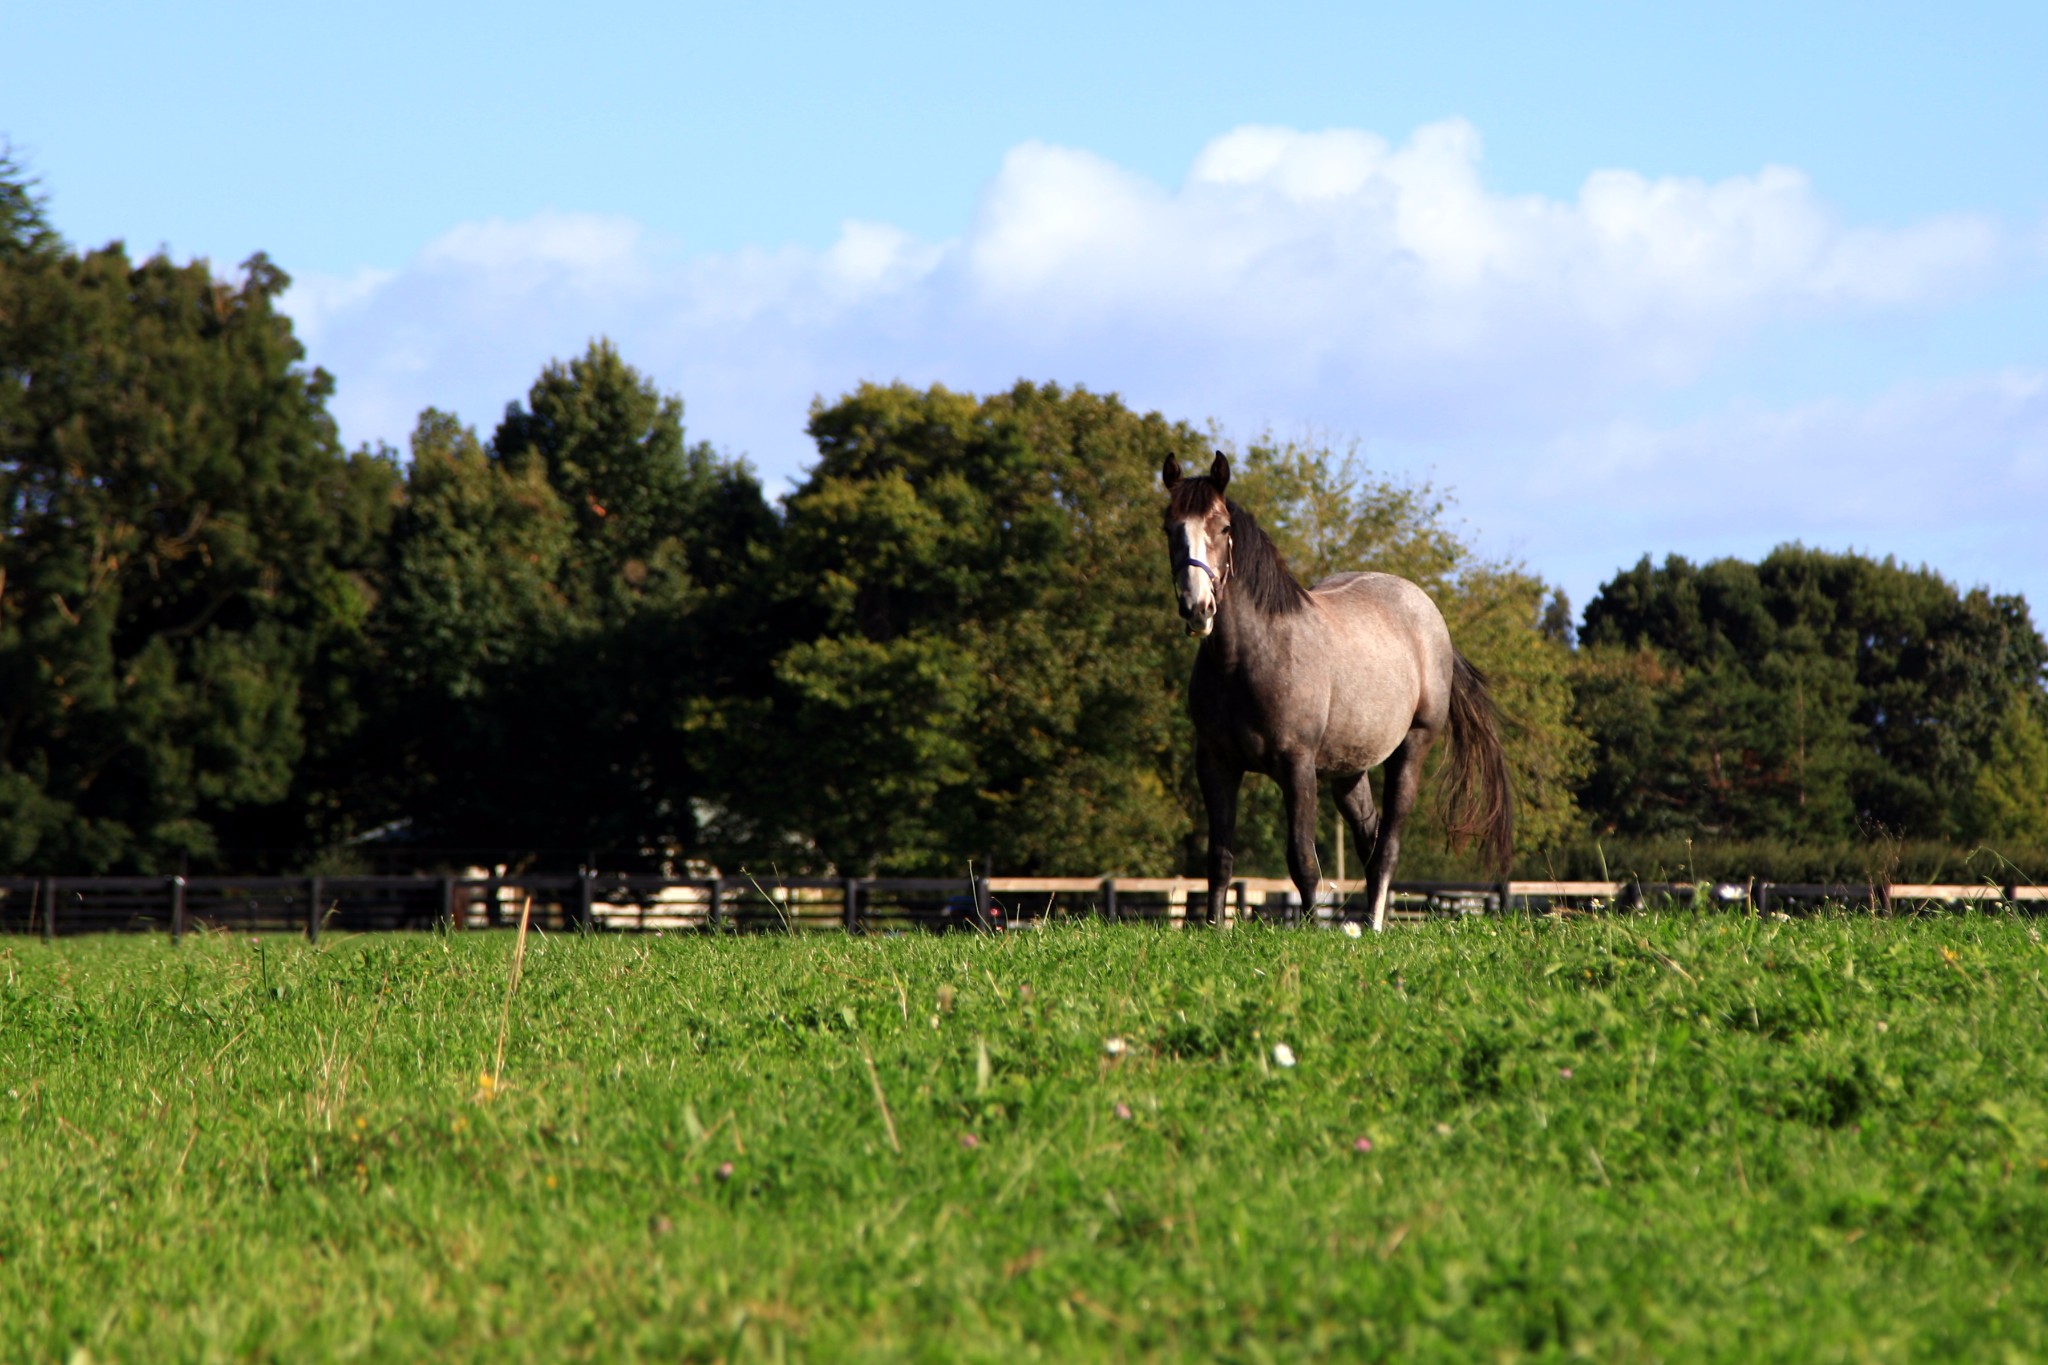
733;381;1206;875
1960;690;2048;846
367;344;777;865
0;172;396;871
1575;547;2048;843
0;145;59;262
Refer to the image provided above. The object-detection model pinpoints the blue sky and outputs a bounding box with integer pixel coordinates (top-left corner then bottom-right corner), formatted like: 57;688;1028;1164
9;1;2047;617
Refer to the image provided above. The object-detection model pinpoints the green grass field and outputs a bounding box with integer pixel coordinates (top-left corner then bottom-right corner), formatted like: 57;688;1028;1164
4;913;2047;1362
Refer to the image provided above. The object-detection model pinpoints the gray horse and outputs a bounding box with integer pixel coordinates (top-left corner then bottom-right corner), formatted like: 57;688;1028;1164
1162;452;1513;930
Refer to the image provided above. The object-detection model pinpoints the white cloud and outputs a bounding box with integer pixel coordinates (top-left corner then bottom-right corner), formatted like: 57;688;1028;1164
287;119;2010;466
1490;369;2048;611
1542;368;2048;521
416;212;646;284
281;119;2039;610
285;264;395;349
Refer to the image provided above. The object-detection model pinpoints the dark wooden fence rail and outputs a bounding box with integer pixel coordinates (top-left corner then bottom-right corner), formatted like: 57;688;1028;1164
2;873;2044;940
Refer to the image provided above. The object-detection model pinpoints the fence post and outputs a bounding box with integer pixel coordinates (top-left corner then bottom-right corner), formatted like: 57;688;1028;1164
1102;877;1118;924
1755;881;1771;917
307;876;323;943
1232;878;1247;925
42;876;56;943
170;876;187;942
578;873;595;933
439;876;455;932
708;877;723;931
843;878;860;933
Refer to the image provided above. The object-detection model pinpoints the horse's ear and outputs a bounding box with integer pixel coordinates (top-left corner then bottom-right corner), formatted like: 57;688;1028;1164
1162;456;1182;490
1209;451;1230;493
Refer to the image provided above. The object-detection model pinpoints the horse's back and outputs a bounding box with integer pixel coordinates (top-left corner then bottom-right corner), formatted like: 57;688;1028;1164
1308;572;1451;644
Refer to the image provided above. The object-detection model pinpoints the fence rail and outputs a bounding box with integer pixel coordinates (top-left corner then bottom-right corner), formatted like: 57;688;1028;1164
1;873;2043;940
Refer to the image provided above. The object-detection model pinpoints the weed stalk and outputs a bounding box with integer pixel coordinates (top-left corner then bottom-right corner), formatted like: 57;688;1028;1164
489;894;535;1094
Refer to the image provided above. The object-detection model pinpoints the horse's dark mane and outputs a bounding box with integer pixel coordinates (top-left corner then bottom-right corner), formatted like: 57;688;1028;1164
1228;500;1313;617
1166;478;1310;619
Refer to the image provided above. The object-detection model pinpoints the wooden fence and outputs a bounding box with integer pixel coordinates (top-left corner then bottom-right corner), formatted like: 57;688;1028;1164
1;873;2044;940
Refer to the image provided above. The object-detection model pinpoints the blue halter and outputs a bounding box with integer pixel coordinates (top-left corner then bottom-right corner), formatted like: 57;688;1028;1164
1177;523;1231;589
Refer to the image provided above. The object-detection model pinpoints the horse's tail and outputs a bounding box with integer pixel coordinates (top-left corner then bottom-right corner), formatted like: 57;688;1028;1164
1442;649;1515;875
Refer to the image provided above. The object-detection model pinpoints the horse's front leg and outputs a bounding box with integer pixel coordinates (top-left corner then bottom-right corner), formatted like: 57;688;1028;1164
1196;746;1241;926
1278;751;1322;926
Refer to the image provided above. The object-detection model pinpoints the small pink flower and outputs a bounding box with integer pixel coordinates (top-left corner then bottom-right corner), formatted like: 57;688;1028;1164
1353;1136;1373;1152
714;1161;735;1181
1559;1067;1573;1079
959;1133;980;1149
1114;1102;1133;1121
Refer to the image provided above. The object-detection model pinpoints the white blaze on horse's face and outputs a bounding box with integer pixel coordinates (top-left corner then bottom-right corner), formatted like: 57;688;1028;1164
1169;515;1225;637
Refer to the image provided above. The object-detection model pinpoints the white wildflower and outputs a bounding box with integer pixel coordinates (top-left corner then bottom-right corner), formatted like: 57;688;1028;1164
1104;1037;1127;1057
1272;1043;1296;1068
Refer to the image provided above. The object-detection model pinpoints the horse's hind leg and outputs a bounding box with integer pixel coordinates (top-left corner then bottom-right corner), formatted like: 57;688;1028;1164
1196;746;1242;927
1278;751;1323;926
1365;729;1433;933
1334;770;1379;925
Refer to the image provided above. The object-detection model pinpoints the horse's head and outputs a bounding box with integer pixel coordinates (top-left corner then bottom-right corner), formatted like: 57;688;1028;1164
1161;452;1234;637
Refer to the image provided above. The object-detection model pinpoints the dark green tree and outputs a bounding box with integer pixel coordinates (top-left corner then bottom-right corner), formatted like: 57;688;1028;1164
1575;547;2048;843
732;381;1206;875
0;145;59;263
0;167;397;872
368;344;777;865
1959;688;2048;845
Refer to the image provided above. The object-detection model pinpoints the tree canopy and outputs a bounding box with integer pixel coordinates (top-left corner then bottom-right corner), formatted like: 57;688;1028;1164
361;344;777;867
0;146;58;263
1573;548;2048;844
722;381;1204;875
0;219;395;870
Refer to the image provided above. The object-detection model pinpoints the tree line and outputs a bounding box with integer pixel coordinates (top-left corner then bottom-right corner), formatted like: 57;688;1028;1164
4;157;2046;880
